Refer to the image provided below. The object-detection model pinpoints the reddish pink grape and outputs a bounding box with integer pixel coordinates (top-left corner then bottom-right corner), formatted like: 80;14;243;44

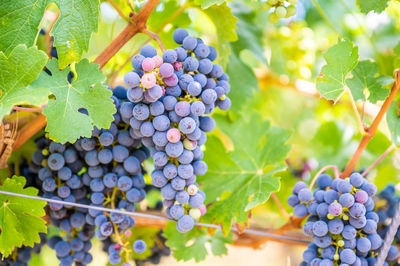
142;58;155;72
167;128;181;143
355;190;368;204
173;62;182;70
152;56;163;67
141;73;156;88
199;204;207;215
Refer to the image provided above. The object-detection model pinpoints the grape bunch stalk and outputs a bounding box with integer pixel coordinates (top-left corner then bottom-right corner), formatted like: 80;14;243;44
288;173;399;265
122;28;231;233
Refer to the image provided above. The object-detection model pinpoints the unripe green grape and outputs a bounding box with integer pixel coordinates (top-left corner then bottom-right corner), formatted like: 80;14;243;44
267;0;279;5
189;208;201;220
286;5;296;17
275;6;287;18
268;13;280;24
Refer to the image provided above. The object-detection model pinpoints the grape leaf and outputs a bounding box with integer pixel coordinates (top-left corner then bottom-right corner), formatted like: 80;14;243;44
200;112;291;234
33;58;115;143
163;222;233;262
226;52;259;113
387;99;400;146
0;176;47;257
0;0;49;54
316;39;359;101
346;60;391;103
358;0;389;13
194;0;226;9
51;0;100;69
231;3;267;65
0;45;49;119
201;3;238;67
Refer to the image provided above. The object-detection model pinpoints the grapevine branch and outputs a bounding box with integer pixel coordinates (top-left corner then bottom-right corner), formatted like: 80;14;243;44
13;0;161;150
345;87;366;136
13;114;46;150
341;70;400;178
107;0;129;21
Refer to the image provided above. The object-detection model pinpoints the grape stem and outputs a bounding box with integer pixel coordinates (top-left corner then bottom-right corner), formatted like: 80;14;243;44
271;192;290;220
361;144;396;177
108;3;189;85
13;114;46;150
308;165;339;190
94;0;161;69
107;0;129;21
341;70;400;178
141;28;166;51
345;87;366;136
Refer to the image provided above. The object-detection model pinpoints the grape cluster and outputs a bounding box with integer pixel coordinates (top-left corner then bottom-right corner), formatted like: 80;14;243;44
29;85;152;265
0;233;46;266
265;0;297;23
375;185;400;264
288;173;399;265
122;28;230;232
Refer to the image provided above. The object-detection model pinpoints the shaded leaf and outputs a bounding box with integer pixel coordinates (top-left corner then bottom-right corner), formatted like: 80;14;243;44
51;0;100;68
0;45;49;119
226;52;259;112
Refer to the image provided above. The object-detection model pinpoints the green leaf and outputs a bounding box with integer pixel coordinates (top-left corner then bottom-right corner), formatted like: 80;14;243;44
346;60;390;103
0;0;49;54
51;0;100;68
163;222;233;262
231;3;267;65
0;176;47;257
194;0;226;9
226;51;259;112
35;58;115;143
358;0;389;13
201;3;238;67
387;99;400;146
317;39;359;101
200;112;291;233
0;45;49;119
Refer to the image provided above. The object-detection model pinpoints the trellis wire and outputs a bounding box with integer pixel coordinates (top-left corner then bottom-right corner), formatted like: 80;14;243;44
375;203;400;265
0;190;309;244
